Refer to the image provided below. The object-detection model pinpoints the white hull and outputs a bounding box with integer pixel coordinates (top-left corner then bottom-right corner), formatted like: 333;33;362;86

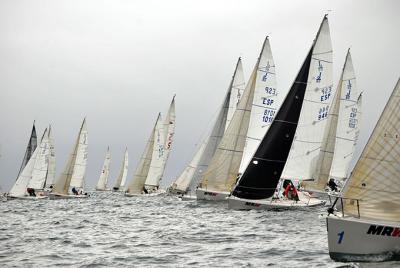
7;195;48;201
327;216;400;262
179;194;197;201
49;193;89;200
228;193;325;210
124;191;164;197
195;188;229;201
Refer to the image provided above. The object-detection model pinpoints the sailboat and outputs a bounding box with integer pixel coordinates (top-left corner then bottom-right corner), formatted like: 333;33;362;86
8;128;51;200
95;147;111;191
196;36;285;201
112;148;129;191
168;58;245;198
49;118;88;199
144;96;176;193
301;50;361;196
16;121;37;179
126;97;175;196
228;15;331;210
125;113;163;196
326;78;400;262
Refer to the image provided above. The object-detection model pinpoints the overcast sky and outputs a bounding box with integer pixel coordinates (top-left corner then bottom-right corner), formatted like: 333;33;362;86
0;0;399;191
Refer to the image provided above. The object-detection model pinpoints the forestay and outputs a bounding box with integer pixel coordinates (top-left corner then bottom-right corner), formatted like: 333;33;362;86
342;78;400;223
282;16;333;181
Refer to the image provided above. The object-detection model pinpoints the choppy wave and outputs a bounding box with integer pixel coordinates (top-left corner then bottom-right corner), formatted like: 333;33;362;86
0;192;398;267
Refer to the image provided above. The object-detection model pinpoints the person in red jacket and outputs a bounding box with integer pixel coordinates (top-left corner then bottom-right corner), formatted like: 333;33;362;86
284;182;299;201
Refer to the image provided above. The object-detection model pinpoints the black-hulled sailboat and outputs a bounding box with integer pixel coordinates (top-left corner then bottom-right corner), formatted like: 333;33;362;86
228;15;332;210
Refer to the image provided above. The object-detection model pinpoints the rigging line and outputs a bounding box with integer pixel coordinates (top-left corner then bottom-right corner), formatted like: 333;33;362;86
303;98;331;105
335;136;355;142
313;50;333;56
252;104;277;109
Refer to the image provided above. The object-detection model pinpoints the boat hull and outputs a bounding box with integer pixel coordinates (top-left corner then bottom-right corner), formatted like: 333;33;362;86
228;193;325;210
48;193;89;200
195;188;229;201
7;195;48;200
327;216;400;262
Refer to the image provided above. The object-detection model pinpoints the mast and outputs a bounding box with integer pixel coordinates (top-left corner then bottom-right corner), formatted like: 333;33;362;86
44;124;56;188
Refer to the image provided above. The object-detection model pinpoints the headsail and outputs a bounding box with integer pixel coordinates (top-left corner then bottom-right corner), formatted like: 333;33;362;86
27;128;51;189
239;37;283;173
17;121;37;178
330;52;362;181
198;60;258;193
45;125;56;188
170;58;245;194
53;118;88;195
341;78;400;222
144;112;166;189
113;148;129;190
96;147;111;190
126;114;158;194
281;16;333;181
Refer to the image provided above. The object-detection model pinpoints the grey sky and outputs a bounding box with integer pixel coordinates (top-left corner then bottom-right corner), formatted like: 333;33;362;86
0;0;399;191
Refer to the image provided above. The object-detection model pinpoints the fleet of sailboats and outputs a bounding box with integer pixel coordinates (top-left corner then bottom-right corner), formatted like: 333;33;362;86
3;14;398;263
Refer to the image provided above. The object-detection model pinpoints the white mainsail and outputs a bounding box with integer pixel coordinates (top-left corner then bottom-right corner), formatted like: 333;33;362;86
96;147;111;190
282;16;333;181
27;128;51;189
45;125;56;187
341;78;400;222
126;114;158;194
144;113;165;188
113;148;129;189
330;52;362;181
170;58;245;194
198;61;258;193
53;118;88;195
226;58;246;129
239;37;284;173
10;129;49;196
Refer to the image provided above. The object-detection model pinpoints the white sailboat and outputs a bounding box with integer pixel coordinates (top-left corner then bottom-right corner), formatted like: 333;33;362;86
95;147;111;191
8;128;51;200
144;96;176;193
196;36;285;201
327;78;400;262
49;118;88;199
112;148;129;191
228;15;332;210
45;125;56;188
125;113;162;196
168;58;245;198
302;50;361;195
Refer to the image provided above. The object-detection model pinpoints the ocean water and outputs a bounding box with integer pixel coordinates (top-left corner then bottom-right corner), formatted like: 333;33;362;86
0;193;398;268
